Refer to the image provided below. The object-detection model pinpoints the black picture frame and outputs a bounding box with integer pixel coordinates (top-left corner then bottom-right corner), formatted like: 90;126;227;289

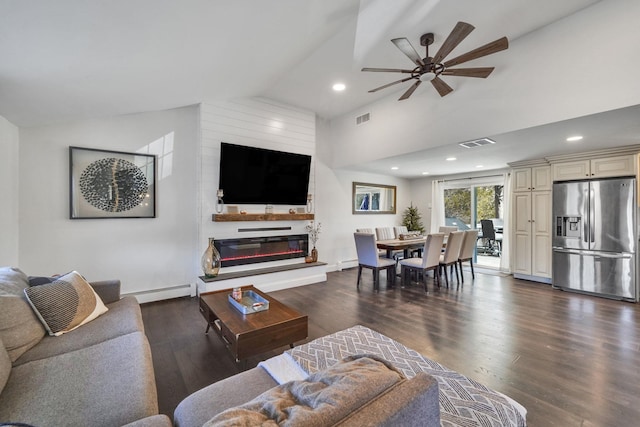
69;146;156;219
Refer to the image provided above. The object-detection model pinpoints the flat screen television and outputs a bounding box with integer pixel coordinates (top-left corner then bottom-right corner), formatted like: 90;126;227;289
218;142;311;205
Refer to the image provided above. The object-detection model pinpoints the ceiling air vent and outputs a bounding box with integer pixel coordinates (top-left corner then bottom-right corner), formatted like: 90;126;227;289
459;137;496;149
356;112;370;125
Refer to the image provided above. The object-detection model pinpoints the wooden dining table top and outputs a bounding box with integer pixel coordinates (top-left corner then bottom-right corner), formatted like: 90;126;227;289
375;237;427;250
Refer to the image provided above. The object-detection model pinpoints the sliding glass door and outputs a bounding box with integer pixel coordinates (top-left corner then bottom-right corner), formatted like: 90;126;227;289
444;180;504;268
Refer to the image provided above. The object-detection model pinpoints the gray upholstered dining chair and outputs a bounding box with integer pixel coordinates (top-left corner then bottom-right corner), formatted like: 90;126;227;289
458;229;479;282
438;231;465;287
353;233;396;291
375;227;396;241
438;226;458;234
356;228;386;256
393;226;409;238
356;228;374;234
399;233;445;292
376;227;403;261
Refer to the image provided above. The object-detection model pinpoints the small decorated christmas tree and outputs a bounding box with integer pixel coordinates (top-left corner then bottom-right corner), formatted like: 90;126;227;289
402;203;425;233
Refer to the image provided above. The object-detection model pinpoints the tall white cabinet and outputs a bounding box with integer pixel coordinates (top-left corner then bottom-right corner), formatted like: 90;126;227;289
511;165;552;283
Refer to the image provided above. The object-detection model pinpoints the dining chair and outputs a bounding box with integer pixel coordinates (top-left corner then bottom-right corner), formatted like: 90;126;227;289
480;219;503;256
438;226;458;234
356;228;374;234
458;229;480;283
399;233;445;292
375;227;396;241
353;233;396;291
394;225;422;257
356;228;386;256
438;231;465;287
376;227;404;261
393;226;409;239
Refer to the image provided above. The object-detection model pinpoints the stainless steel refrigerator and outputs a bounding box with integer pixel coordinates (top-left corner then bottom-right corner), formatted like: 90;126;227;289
552;177;638;301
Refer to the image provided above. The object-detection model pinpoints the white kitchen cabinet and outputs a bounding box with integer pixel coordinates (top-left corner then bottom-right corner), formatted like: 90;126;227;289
552;155;636;181
512;188;552;280
513;166;551;192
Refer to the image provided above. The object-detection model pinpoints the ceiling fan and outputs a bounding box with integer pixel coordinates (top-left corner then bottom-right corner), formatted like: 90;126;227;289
362;22;508;100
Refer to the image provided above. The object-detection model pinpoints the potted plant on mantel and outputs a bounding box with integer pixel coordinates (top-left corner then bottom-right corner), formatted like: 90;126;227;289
305;221;321;263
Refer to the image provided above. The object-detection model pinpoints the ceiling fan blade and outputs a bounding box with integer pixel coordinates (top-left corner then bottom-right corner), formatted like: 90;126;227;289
368;76;416;93
391;38;425;67
361;67;414;74
431;76;453;97
432;21;475;64
441;67;495;78
399;80;422;100
443;36;509;68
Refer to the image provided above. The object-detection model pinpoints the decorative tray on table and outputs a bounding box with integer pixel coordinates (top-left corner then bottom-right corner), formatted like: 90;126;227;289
228;290;270;314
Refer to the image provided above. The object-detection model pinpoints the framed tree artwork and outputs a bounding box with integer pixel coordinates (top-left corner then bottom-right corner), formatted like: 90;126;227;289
69;146;156;219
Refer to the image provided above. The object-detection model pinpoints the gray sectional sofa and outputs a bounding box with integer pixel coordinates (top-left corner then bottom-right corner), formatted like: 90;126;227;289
174;360;440;426
0;267;171;427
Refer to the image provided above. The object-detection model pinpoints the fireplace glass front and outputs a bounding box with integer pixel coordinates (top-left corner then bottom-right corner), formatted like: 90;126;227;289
214;234;309;267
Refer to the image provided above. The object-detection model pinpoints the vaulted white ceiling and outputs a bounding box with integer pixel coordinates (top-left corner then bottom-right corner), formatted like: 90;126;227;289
2;0;638;177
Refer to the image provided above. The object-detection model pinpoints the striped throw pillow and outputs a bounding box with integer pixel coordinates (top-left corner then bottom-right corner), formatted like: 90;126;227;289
24;271;108;336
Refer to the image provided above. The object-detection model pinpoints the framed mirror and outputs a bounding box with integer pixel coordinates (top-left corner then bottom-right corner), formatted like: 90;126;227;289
352;182;396;214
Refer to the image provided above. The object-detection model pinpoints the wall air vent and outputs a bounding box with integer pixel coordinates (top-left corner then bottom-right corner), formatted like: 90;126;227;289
356;112;370;125
459;137;496;149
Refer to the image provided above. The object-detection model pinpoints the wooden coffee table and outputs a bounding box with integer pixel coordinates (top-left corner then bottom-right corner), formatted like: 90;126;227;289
198;285;308;366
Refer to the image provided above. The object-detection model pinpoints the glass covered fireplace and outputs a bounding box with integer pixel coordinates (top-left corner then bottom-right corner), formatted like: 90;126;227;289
214;234;309;267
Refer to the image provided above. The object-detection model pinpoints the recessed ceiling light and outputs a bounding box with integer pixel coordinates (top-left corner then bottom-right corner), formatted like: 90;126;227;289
566;135;583;142
422;171;430;175
446;157;457;161
332;83;346;91
391;166;399;170
476;165;484;168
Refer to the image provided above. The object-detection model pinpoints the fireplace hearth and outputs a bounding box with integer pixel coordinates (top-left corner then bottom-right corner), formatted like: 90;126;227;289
214;235;309;267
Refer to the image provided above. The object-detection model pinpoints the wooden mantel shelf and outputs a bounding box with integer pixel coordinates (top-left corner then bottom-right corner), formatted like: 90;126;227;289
212;213;314;222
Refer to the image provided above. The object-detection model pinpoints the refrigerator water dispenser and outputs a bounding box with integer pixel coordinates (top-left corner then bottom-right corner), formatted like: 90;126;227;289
556;216;582;238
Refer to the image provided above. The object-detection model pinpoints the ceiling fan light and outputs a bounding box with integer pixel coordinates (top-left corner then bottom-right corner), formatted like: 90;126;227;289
419;72;437;82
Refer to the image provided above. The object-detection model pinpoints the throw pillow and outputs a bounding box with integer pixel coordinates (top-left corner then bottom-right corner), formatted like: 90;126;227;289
23;271;108;336
0;267;46;361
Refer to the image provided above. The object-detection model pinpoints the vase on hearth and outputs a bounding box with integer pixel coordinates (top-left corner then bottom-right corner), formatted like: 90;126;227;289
311;247;318;263
201;238;221;278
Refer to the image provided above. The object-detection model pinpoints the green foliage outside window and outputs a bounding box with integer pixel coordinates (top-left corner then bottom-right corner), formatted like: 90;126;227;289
444;185;503;227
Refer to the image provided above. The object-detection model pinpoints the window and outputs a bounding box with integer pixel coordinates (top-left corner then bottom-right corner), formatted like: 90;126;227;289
444;180;504;267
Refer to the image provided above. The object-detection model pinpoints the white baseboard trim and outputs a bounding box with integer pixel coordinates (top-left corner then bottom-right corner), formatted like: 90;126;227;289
125;283;196;304
513;273;552;284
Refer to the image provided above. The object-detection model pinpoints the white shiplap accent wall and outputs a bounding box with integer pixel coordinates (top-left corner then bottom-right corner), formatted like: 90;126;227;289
199;98;325;291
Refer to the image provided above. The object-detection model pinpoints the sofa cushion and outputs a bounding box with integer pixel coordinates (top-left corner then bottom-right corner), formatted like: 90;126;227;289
14;296;144;366
0;331;158;427
0;335;11;395
24;270;108;336
174;366;278;427
204;356;405;427
0;267;46;361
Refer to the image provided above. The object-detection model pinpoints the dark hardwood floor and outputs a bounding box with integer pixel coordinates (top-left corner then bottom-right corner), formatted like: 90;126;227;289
141;268;640;426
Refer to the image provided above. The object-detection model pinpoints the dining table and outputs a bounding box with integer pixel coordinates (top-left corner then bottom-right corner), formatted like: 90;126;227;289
376;237;427;259
376;234;450;259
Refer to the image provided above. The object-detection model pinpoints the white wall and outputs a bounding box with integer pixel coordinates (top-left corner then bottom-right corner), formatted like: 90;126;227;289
199;98;317;274
328;0;640;169
316;118;411;269
0;115;20;266
18;106;199;299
